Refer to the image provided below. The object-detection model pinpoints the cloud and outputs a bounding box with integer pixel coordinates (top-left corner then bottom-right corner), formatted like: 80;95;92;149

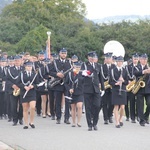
82;0;150;19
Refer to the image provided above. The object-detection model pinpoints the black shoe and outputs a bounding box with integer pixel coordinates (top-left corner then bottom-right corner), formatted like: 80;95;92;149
145;120;149;124
37;114;41;117
131;120;136;123
8;118;12;122
51;116;55;120
19;120;23;125
12;122;17;126
88;126;92;131
115;125;120;128
56;119;61;124
93;125;98;131
47;113;51;117
29;123;35;128
140;121;145;127
126;118;129;121
120;122;123;127
109;118;113;123
64;119;71;124
23;126;28;129
104;120;108;124
72;124;76;127
42;115;46;118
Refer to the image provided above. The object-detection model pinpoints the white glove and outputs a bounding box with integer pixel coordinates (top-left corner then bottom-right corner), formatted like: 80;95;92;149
82;70;88;76
100;90;105;97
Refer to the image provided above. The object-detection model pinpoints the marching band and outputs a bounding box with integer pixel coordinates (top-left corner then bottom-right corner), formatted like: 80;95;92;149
0;45;150;130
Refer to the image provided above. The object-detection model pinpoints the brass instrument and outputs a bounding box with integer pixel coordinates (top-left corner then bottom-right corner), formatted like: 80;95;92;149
126;79;136;92
131;75;146;94
104;80;112;90
13;88;20;96
48;67;73;88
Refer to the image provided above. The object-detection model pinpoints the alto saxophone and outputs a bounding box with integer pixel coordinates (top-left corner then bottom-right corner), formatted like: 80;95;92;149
126;79;136;92
131;75;146;94
104;80;112;90
13;88;20;96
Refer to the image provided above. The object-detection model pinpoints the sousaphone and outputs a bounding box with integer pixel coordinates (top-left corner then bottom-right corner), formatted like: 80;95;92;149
103;40;125;57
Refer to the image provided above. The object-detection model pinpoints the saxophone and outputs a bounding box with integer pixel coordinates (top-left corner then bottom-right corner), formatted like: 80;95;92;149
104;80;112;90
126;79;136;92
13;88;20;96
131;75;146;94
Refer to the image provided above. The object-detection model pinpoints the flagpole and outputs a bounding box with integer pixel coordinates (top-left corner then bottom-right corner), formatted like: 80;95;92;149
47;31;51;59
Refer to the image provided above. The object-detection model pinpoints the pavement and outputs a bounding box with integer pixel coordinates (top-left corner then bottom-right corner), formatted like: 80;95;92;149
0;111;150;150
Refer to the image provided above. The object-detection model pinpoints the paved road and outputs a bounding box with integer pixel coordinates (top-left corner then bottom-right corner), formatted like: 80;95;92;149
0;112;150;150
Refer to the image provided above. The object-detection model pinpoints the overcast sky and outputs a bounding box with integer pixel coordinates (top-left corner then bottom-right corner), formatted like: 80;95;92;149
82;0;150;19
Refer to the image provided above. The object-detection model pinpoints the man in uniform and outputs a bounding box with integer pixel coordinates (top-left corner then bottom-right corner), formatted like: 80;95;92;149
48;48;72;124
101;52;116;124
6;55;24;126
134;53;150;126
81;51;105;131
125;53;139;123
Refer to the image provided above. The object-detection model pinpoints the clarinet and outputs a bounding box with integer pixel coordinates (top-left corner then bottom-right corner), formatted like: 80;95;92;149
119;68;123;95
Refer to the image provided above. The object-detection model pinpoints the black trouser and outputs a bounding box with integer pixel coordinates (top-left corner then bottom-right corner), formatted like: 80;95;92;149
101;91;114;121
0;92;5;117
126;92;137;120
125;99;129;119
7;94;12;119
136;94;150;122
52;90;70;120
10;94;23;123
84;93;101;127
48;90;55;117
3;92;8;116
36;91;41;115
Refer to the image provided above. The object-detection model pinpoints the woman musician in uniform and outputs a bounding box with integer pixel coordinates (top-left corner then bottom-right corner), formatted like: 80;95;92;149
17;60;39;129
65;61;84;127
109;56;128;128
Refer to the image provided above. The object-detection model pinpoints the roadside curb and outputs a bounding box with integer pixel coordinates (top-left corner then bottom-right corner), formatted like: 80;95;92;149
0;141;14;150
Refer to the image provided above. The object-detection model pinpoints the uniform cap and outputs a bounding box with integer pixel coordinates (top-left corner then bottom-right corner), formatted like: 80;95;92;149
116;56;124;61
104;52;113;58
140;53;148;59
87;51;97;58
59;48;67;53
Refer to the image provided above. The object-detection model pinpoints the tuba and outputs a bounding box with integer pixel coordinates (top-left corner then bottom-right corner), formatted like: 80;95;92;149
131;75;146;94
13;88;20;96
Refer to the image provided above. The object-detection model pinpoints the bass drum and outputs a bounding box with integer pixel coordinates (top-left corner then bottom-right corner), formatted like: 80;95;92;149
103;40;125;57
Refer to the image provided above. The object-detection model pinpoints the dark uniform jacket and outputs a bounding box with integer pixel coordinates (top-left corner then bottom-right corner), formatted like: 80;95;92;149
81;61;105;94
16;70;39;97
0;67;6;92
6;66;24;94
109;67;128;90
48;59;72;91
65;71;84;96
